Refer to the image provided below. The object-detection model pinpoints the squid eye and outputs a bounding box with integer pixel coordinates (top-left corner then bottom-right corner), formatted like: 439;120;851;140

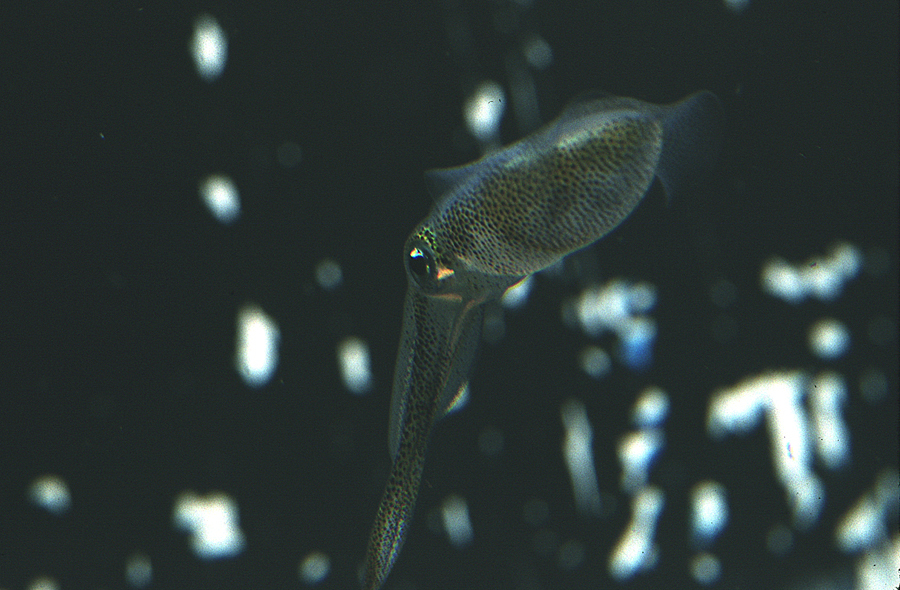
407;245;435;279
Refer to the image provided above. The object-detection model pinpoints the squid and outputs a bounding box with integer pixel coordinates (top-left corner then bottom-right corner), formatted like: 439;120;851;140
364;90;723;589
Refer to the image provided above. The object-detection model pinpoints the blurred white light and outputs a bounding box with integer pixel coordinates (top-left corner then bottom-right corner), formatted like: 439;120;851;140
314;258;343;290
629;282;658;313
28;474;71;516
608;486;664;580
200;174;240;225
521;34;553;70
808;318;850;359
808;372;850;470
501;275;533;309
28;577;59;590
690;552;722;585
190;14;227;82
298;551;331;585
619;316;656;370
707;371;797;439
723;0;750;14
573;280;632;337
837;491;884;554
337;336;372;395
631;387;670;428
761;242;861;303
561;399;602;515
464;81;505;145
234;304;280;388
579;345;611;379
173;491;246;559
855;534;899;590
441;494;474;548
763;373;822;529
570;280;658;371
690;481;729;545
835;469;900;553
125;552;152;588
617;429;664;492
707;371;825;528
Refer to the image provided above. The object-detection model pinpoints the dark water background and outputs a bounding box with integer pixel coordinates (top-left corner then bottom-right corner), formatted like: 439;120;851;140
2;1;897;589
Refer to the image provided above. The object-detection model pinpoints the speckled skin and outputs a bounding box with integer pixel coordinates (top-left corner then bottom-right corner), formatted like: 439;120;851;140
364;91;722;589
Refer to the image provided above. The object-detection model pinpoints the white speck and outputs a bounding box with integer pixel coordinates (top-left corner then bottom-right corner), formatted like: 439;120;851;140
573;280;632;337
578;345;611;379
854;534;900;590
619;316;656;370
199;174;240;225
617;428;664;493
125;552;152;588
28;474;71;516
28;576;59;590
763;372;823;529
608;486;664;580
708;371;825;528
501;275;533;309
298;551;331;585
190;14;227;82
835;468;900;553
808;317;850;359
561;399;602;515
173;491;246;559
314;258;343;291
569;279;658;370
628;282;658;313
836;491;883;553
690;480;729;545
464;81;505;145
723;0;751;14
808;372;850;470
761;242;861;303
690;552;722;585
337;336;372;395
441;494;474;548
707;371;792;439
521;34;553;70
234;304;280;388
631;387;669;428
